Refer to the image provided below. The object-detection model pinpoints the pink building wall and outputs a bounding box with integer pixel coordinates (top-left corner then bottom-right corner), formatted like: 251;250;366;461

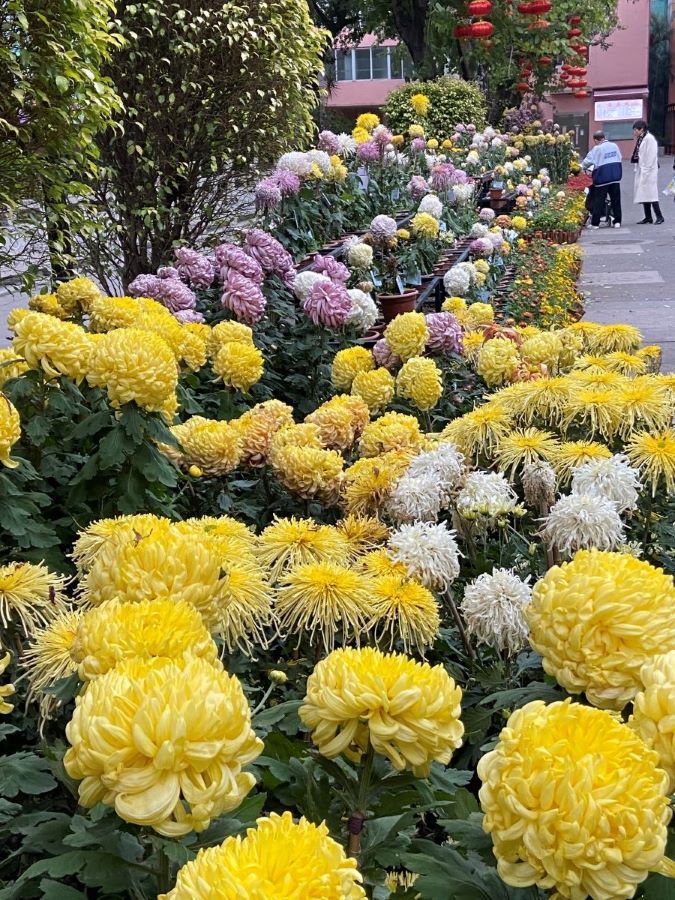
325;37;406;115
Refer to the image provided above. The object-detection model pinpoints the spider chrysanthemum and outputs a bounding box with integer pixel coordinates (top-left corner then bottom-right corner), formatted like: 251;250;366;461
0;562;66;634
541;493;625;556
461;568;531;655
369;574;440;654
257;517;350;581
495;428;559;480
21;609;81;713
550;440;612;484
440;404;513;461
626;428;675;496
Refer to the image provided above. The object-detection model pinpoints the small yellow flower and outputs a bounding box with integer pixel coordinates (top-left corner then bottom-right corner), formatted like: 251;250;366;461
442;296;467;314
626;428;675;495
356;112;380;132
511;215;527;232
396;228;410;240
426;138;439;150
410;93;430;116
408;123;425;138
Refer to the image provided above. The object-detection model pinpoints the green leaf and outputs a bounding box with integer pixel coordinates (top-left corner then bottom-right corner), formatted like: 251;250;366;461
253;700;301;729
0;797;21;823
40;881;87;899
0;753;58;797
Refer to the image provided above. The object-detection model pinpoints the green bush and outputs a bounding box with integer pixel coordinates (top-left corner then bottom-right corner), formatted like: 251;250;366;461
383;77;487;139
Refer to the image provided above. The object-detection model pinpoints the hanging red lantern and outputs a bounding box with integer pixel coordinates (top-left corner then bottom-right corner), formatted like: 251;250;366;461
516;82;531;92
454;23;473;37
567;78;587;88
570;43;588;55
538;55;553;65
568;65;587;75
517;0;551;13
470;19;494;37
528;17;550;29
568;27;582;37
467;0;493;15
574;90;589;98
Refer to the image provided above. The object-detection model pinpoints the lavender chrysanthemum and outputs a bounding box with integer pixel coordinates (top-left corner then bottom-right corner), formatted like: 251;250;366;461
407;175;430;200
302;280;351;329
255;178;283;213
357;140;381;163
430;163;455;191
221;270;266;324
373;338;401;370
425;312;463;354
317;130;340;155
479;208;496;221
470;237;494;258
411;137;426;152
215;244;264;284
244;229;295;287
272;169;300;196
174;309;206;324
128;272;196;312
311;255;350;285
369;215;397;243
174;247;215;290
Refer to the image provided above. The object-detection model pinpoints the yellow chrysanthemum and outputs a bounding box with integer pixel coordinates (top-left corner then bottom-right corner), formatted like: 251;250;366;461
442;296;467;314
359;548;410;580
567;368;627;390
0;653;14;714
473;259;490;275
478;698;673;900
0;348;28;390
207;320;254;357
637;344;662;373
268;423;323;467
335;515;389;555
177;327;208;372
21;609;81;725
603;351;647;377
28;292;70;320
179;515;256;552
167;415;242;476
588;323;642;355
305;395;369;451
271;444;344;504
87;327;177;412
495;428;559;479
396;227;410;240
351;126;370;144
356;112;380;132
88;296;141;331
510;215;527;232
160;811;365;900
440;404;513;460
71;597;218;682
212;341;263;393
0;394;20;469
408;123;425;138
56;276;102;314
461;330;484;361
520;332;561;371
234;399;294;467
384;312;428;361
476;339;520;388
631;650;675;792
395;356;443;411
12;312;93;382
616;378;672;438
526;549;675;709
467;302;494;326
410;93;430;116
343;451;412;517
216;560;276;654
0;562;66;634
550;440;612;484
276;561;373;651
300;647;464;776
351;367;395;414
370;574;440;653
331;346;375;392
359;411;425;458
626;428;675;495
411;212;439;239
257;517;350;581
496;377;571;427
563;386;622;440
64;656;262;836
70;513;169;573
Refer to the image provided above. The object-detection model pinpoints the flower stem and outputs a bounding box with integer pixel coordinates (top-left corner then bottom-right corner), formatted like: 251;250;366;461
347;744;375;860
445;590;476;662
157;845;171;895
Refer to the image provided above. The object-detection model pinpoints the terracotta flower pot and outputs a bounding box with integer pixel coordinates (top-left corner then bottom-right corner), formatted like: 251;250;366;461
378;290;419;322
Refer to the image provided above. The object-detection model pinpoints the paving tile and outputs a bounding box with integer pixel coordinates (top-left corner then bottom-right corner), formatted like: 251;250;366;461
581;270;664;285
582;244;643;255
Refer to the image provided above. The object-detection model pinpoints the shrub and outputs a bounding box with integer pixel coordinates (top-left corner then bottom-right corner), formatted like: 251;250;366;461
383;77;487;138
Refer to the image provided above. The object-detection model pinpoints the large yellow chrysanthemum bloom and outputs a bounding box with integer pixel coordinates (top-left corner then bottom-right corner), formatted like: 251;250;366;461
271;444;344;504
28;291;71;320
0;348;28;390
335;515;389;555
0;395;20;469
396;357;443;411
408;123;424;138
208;320;254;357
257;517;350;581
440;404;512;460
70;513;168;573
495;428;559;479
478;699;673;900
71;597;219;681
178;515;256;556
342;451;412;517
0;653;14;714
461;330;485;362
369;574;440;654
331;346;375;392
604;351;648;377
588;323;642;355
359;548;410;580
410;93;430;116
476;339;520;388
411;212;439;239
626;428;675;495
160;811;365;899
55;276;102;314
631;650;675;792
305;395;369;450
467;302;494;326
300;647;463;776
212;341;264;393
0;562;66;635
616;378;672;438
526;550;675;709
268;422;323;467
356;112;379;132
520;332;562;371
384;312;429;361
167;415;242;476
550;439;612;484
234;399;294;467
87;327;177;412
64;656;262;836
12;312;94;382
351;367;395;414
496;377;571;427
275;561;373;652
88;296;141;331
563;386;622;440
359;411;425;457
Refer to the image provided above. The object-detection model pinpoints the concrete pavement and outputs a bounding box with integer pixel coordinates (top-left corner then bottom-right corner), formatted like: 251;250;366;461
581;157;675;372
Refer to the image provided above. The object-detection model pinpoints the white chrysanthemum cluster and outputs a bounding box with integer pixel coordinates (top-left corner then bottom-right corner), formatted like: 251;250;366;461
346;289;378;333
385;443;466;523
444;267;471;297
387;521;461;593
570;453;642;513
456;472;520;522
461;568;532;655
418;195;443;220
277;151;314;177
347;242;374;270
542;494;625;556
452;183;475;205
470;222;489;238
306;149;332;174
293;271;331;302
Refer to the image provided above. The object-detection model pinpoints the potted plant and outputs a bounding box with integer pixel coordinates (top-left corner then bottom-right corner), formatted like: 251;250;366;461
366;214;419;322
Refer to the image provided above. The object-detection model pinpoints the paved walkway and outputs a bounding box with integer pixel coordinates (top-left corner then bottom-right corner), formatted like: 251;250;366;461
581;156;675;372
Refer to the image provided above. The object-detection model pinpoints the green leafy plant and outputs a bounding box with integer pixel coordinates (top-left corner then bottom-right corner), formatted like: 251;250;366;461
384;79;487;138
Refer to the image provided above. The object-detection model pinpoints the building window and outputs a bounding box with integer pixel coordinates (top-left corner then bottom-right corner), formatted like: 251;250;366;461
333;46;412;81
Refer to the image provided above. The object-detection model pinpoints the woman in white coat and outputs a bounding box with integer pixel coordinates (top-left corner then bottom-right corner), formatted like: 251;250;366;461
632;119;663;224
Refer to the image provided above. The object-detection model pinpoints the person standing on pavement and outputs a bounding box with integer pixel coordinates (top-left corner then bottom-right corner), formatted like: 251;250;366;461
632;119;663;224
581;131;623;229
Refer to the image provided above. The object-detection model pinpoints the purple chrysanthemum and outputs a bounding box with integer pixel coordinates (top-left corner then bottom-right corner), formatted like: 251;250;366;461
271;169;301;196
425;312;464;354
469;237;494;257
311;254;350;285
128;272;197;312
372;338;402;370
479;208;496;222
215;244;264;285
157;266;180;280
407;175;430;200
411;137;426;152
357;140;381;163
174;247;215;290
369;215;398;243
467;124;476;133
372;125;393;147
221;270;266;325
456;124;466;133
430;163;456;191
244;229;295;287
127;273;160;298
452;169;471;186
302;280;351;329
255;178;283;213
318;130;340;155
174;309;206;324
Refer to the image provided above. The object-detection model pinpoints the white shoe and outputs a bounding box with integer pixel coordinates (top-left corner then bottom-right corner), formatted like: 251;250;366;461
590;225;599;230
614;223;621;228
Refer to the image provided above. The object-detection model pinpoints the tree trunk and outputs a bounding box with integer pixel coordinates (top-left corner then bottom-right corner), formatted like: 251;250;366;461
391;0;430;73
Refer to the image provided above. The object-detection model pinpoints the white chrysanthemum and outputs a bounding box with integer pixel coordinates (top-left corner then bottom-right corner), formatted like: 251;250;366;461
387;522;461;592
406;442;465;505
307;149;332;174
491;137;503;148
452;183;475;205
347;289;378;333
522;461;556;509
277;151;313;177
347;243;374;270
461;568;532;655
531;178;542;190
456;472;520;521
444;267;471;297
293;271;332;302
542;494;625;556
470;222;489;238
418;195;443;220
570;453;642;513
466;150;480;165
370;215;398;242
336;133;357;157
456;261;478;284
385;473;443;523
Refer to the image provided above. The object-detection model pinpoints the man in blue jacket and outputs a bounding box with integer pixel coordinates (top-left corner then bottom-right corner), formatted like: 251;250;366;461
582;131;623;229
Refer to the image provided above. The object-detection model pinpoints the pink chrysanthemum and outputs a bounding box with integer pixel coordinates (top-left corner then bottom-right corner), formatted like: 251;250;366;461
303;281;351;329
221;271;266;325
244;229;295;287
255;178;282;213
174;248;215;290
407;175;430;200
425;312;463;354
373;338;402;371
318;130;340;154
215;245;264;285
357;140;381;163
430;164;455;191
311;255;350;285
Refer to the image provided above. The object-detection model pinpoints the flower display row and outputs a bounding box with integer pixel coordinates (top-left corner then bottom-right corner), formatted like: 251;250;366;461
0;93;673;900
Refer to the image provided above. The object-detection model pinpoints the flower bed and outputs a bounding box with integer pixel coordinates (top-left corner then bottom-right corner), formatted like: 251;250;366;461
0;97;674;900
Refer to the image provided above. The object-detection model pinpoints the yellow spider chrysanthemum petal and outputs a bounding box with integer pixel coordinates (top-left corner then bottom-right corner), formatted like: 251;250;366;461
369;574;440;654
0;562;66;635
626;428;675;496
0;652;15;715
342;451;412;517
257;517;350;581
550;440;612;484
495;428;559;479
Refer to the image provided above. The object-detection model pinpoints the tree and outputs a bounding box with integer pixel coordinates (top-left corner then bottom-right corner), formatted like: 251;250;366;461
0;0;121;280
82;0;327;290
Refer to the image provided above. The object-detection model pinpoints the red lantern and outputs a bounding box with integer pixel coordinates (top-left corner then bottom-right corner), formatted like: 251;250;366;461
569;65;587;75
467;0;493;15
574;90;589;98
567;78;587;88
528;17;550;29
470;19;494;37
516;82;530;92
568;27;582;37
454;23;473;37
570;43;588;55
538;55;553;65
517;0;551;12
